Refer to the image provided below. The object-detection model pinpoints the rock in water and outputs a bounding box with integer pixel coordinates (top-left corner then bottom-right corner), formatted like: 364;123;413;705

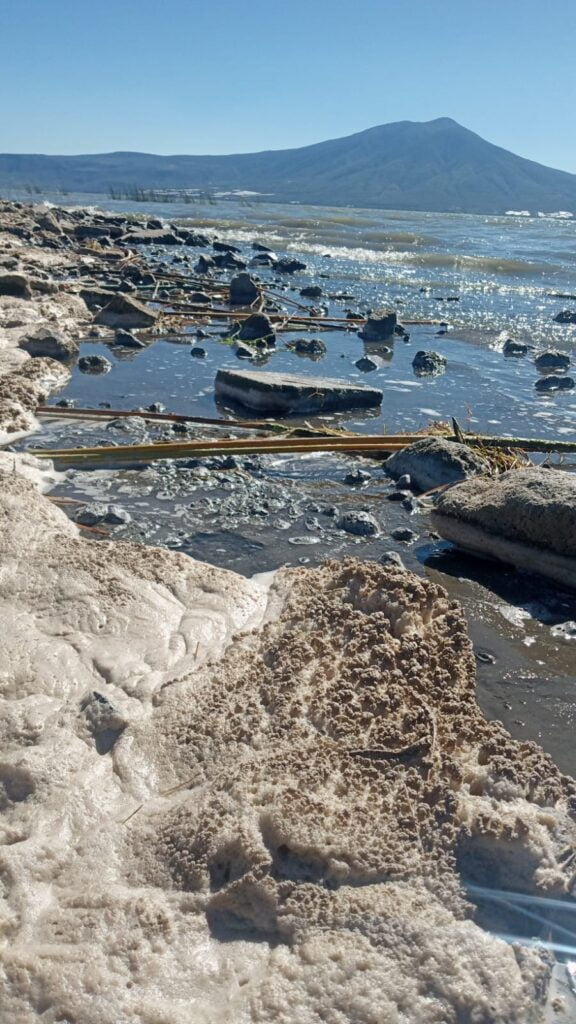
19;327;78;360
385;437;487;492
337;510;380;535
78;354;112;374
503;338;528;357
535;375;575;392
534;349;571;371
287;337;327;358
94;293;158;328
355;356;378;372
554;309;576;324
300;285;322;298
358;310;397;341
274;257;307;273
237;313;274;341
215;368;383;415
412;350;447;376
1;459;575;1022
229;273;259;305
432;467;576;588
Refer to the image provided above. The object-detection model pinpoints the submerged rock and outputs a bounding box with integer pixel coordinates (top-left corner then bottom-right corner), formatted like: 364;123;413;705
385;437;487;493
554;309;576;324
412;350;447;376
274;257;307;274
78;354;111;374
534;349;571;371
19;327;78;361
535;375;575;392
287;337;327;358
503;338;528;357
432;467;576;588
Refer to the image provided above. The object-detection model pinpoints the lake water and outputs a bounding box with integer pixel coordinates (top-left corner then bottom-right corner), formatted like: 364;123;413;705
13;191;576;773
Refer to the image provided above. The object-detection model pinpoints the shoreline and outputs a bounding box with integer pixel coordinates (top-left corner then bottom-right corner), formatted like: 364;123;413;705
1;198;576;1022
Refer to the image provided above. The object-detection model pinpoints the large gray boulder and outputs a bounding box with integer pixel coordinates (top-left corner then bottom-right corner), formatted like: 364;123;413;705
385;437;487;492
19;327;78;361
94;293;158;328
432;468;576;588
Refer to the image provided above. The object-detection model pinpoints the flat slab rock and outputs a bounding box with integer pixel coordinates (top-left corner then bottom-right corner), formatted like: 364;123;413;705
432;467;576;588
215;368;383;414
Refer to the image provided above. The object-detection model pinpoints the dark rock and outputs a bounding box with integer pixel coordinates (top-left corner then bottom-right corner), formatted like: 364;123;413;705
535;375;575;392
55;398;75;408
146;402;165;413
358;310;397;341
386;490;410;502
188;291;211;304
229;273;259;306
105;505;132;524
19;327;78;360
78;355;112;374
355;357;378;372
252;242;273;252
391;527;418;542
249;253;276;267
503;338;528;357
396;474;411;489
344;469;372;486
74;224;114;241
0;273;32;299
194;254;216;274
94;293;158;328
412;350;446;376
213;240;241;253
380;551;406;569
113;329;147;348
190;346;207;358
554;310;576;324
238;313;274;341
402;497;421;513
235;342;256;359
122;229;183;246
178;230;210;247
534;350;571;371
287;337;327;358
213;252;246;270
300;286;322;298
75;502;109;525
274;258;307;274
337;511;380;536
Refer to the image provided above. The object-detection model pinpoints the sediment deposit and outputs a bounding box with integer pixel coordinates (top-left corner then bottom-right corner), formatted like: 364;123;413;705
1;456;575;1023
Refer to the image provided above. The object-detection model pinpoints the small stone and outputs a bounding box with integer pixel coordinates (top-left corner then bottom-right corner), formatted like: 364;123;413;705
300;286;322;298
535;375;575;392
337;511;380;536
75;502;109;526
78;355;111;374
344;468;372;486
554;310;576;324
391;527;418;542
379;551;406;569
114;329;146;348
147;402;166;413
81;691;127;734
534;349;571;371
190;345;207;358
402;497;421;513
104;505;131;525
396;474;411;489
387;490;410;502
412;350;447;376
502;338;528;357
355;357;378;372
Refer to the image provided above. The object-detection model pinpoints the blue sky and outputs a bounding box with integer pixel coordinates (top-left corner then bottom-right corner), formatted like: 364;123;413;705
1;0;575;170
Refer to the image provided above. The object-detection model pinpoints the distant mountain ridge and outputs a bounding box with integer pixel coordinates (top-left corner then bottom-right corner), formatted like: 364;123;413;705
1;118;575;215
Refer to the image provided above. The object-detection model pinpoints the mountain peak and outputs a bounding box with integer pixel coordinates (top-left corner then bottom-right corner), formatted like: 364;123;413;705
1;119;575;215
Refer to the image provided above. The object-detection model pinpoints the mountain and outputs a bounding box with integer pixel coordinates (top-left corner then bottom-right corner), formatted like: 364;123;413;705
1;118;575;215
